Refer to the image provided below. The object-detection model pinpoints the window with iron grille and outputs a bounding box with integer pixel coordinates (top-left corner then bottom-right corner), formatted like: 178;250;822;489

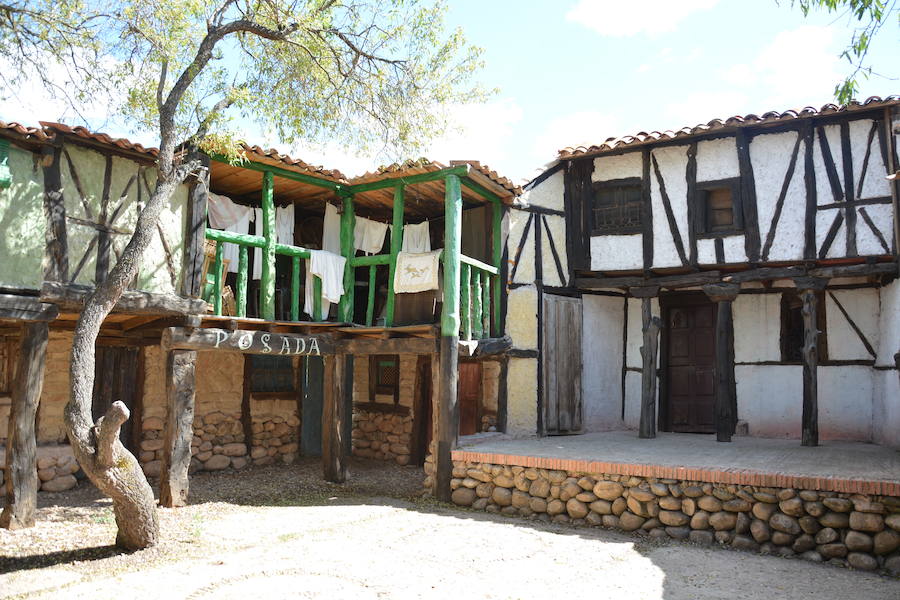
248;354;296;394
591;178;642;234
369;354;400;404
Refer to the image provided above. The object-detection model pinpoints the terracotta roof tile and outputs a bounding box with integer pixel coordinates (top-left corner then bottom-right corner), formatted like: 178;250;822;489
557;95;900;159
352;157;521;196
0;121;51;140
40;121;159;156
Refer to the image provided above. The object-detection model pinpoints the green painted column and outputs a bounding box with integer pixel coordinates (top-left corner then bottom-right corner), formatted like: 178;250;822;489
441;175;462;337
260;171;276;321
385;185;405;327
338;193;356;323
213;241;224;316
236;246;248;317
491;200;503;336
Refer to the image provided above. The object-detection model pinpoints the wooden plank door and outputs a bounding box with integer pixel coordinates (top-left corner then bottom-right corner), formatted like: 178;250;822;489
542;294;583;435
92;345;142;453
666;300;717;433
458;362;481;436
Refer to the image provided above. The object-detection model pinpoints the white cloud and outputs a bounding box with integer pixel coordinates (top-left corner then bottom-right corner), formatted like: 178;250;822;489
532;110;623;156
662;91;751;129
566;0;719;37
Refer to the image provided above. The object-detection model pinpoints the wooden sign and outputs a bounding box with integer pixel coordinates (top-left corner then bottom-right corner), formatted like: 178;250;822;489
162;327;335;356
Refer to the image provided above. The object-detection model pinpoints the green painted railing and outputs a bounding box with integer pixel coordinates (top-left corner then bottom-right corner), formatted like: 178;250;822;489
205;228;327;321
459;254;499;341
348;254;390;326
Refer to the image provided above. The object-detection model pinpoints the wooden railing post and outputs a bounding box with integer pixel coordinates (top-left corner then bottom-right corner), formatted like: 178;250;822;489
338;193;356;322
236;246;248;317
461;263;471;341
260;170;276;320
213;241;224;316
385;185;405;327
472;270;483;339
481;273;491;339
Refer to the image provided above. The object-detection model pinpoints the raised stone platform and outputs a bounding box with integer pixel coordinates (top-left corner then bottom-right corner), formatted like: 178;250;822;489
454;430;900;496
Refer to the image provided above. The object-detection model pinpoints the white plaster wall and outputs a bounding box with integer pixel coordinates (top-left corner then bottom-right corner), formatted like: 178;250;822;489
813;124;844;207
507;357;537;435
696;137;739;181
850;119;891;199
857;202;893;256
650;145;689;269
872;279;900;448
751;131;806;262
825;288;880;361
0;143;45;288
590;234;642;271
737;365;802;438
508;208;535;284
541;214;568;287
733;293;781;362
521;170;564;212
623;371;652;430
875;278;900;366
506;285;537;350
581;295;625;430
819;366;873;441
592;152;642;182
695;235;746;266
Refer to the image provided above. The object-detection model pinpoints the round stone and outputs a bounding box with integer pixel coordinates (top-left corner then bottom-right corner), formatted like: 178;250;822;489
792;534;816;553
799;516;822;535
511;490;531;509
709;511;737;531
530;497;547;513
629;487;657;502
815;527;839;545
723;499;751;513
769;512;801;535
42;475;77;492
753;492;778;503
650;482;669;496
698;496;722;513
799;490;819;502
560;481;582;501
589;499;613;515
804;501;826;517
690;510;710;530
203;454;230;470
712;488;735;502
546;499;565;516
873;529;900;555
593;481;624;501
602;515;620;529
845;530;873;552
849;511;884;533
750;519;771;543
752;502;778;521
612;497;627;516
529;479;551;498
818;543;848;559
586;512;604;526
659;510;690;527
886;513;900;531
689;530;714;545
666;526;691;540
681;498;697;516
566;498;589;519
475;482;494;498
682;485;704;498
492;487;512;507
659;496;681;511
820;511;850;529
577;476;595;491
732;535;759;552
619;511;645;531
847;552;878;571
800;551;823;562
822;497;853;512
451;487;476;506
735;512;751;534
771;531;795;546
778;497;804;517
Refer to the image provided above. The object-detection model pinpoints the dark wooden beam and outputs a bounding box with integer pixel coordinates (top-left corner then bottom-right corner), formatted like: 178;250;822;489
638;296;661;439
340;336;437;355
722;266;807;284
41;282;206;316
159;349;197;508
736;130;761;262
182;154;209;298
435;336;458;502
577;270;721;290
794;277;828;447
41;146;68;282
809;262;897;278
1;322;48;529
0;294;59;322
161;326;335;356
322;353;350;483
703;283;739;443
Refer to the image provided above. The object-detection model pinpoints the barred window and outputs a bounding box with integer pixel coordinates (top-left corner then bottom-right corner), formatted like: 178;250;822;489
591;179;642;234
249;355;296;394
369;354;400;404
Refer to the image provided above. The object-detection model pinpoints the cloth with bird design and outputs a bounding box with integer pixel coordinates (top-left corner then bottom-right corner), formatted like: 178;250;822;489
393;250;442;293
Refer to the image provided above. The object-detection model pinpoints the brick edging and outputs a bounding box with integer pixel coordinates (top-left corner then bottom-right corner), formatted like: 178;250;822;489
451;451;900;497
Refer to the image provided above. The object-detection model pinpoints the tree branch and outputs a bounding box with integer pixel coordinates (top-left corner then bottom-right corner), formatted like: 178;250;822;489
96;401;130;468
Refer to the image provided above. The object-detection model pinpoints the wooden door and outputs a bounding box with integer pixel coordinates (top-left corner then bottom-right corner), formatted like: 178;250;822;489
92;346;142;453
666;300;717;433
458;362;481;436
542;294;583;435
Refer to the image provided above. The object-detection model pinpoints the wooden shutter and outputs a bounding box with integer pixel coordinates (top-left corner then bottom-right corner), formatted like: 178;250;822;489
542;294;583;435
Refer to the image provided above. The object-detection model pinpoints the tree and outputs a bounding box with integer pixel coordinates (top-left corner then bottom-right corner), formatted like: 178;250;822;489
0;0;485;550
792;0;899;103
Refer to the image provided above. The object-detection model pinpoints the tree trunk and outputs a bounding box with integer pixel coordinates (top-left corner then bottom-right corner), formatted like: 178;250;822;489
65;173;182;550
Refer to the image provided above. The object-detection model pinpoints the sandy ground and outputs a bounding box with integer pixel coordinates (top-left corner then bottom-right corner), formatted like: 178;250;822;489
2;459;899;600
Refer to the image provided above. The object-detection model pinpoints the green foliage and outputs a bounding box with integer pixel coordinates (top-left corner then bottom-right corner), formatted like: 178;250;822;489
791;0;898;103
0;0;489;169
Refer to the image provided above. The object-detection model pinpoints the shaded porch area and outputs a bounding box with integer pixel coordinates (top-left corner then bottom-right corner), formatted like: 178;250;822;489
454;430;900;496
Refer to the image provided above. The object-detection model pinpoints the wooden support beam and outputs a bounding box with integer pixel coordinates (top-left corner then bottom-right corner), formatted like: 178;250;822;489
1;322;48;529
442;175;463;337
41;282;206;316
340;336;437;355
795;276;828;447
0;294;59;322
338;195;356;322
322;353;350;483
182;154;209;297
435;337;459;502
159;349;197;508
577;270;721;291
41;146;68;282
385;186;404;327
637;294;661;439
491;201;504;335
260;171;276;321
703;283;739;443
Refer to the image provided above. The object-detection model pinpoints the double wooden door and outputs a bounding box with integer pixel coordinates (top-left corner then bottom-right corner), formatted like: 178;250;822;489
665;299;716;433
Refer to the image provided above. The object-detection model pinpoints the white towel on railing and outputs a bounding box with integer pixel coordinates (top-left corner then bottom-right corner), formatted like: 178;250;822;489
401;220;431;253
322;203;341;254
304;250;346;318
206;192;253;273
252;204;295;279
394;250;442;293
354;217;389;255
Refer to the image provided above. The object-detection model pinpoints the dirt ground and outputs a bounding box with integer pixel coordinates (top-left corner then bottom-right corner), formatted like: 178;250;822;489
2;458;899;600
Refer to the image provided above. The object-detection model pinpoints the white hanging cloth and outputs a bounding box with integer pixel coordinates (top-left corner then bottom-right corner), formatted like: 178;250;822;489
401;221;431;253
393;250;442;293
304;250;346;318
354;217;389;255
322;203;342;254
252;204;295;279
206;192;253;274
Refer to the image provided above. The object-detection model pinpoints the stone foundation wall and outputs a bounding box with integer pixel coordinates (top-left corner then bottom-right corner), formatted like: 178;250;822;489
0;445;81;493
429;459;900;575
351;409;412;465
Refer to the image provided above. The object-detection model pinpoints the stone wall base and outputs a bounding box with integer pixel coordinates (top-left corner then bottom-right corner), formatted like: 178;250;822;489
434;459;900;576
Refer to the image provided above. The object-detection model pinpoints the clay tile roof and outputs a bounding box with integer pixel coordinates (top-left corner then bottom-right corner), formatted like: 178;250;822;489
350;157;521;196
557;95;900;159
240;144;346;182
40;121;159;156
0;121;51;141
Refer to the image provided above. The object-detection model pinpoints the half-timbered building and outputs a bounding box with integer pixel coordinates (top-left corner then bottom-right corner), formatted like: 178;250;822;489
503;95;900;449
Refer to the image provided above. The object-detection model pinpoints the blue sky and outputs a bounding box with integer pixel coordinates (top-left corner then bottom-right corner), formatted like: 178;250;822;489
1;0;896;183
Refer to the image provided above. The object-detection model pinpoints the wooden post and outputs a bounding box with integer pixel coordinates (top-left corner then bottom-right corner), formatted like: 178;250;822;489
366;265;376;326
41;146;69;283
472;270;483;339
159;349;197;508
633;286;660;439
213;241;224;315
460;263;471;341
290;255;300;321
322;353;349;482
436;174;462;502
236;246;248;318
260;171;276;321
1;322;48;529
385;185;405;327
703;283;740;443
491;200;503;336
338;194;356;323
794;277;827;447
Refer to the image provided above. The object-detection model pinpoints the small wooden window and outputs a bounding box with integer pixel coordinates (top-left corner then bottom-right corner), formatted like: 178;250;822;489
248;355;296;395
696;178;742;236
780;291;827;362
591;179;642;234
369;354;400;404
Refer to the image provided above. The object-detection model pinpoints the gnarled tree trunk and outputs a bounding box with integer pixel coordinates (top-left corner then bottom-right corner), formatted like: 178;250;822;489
65;174;181;550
